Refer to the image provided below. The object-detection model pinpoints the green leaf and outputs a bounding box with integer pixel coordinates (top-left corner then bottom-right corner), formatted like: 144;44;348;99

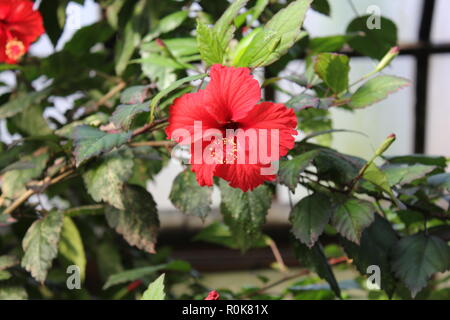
146;11;188;40
309;35;350;54
21;211;64;283
347;15;397;60
169;170;212;220
285;93;320;110
72;125;132;166
294;241;341;298
111;103;149;130
149;73;207;121
350;76;411;109
341;215;398;297
0;89;50;119
55;113;109;138
331;198;375;244
383;164;436;186
105;185;159;254
103;261;189;289
262;0;312;65
64;22;114;55
428;173;450;191
362;162;395;198
314;53;350;94
290;193;333;248
386;154;447;168
279;150;320;192
311;0;330;16
58;217;87;280
1;153;49;199
0;255;19;271
392;234;450;298
213;0;249;47
120;86;150;105
39;0;69;46
0;285;28;300
141;274;166;300
193;221;267;249
219;181;272;252
196;20;225;66
232;28;281;68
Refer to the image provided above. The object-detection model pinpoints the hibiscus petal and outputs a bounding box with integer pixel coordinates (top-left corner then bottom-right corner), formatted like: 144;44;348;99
239;102;298;159
215;163;276;192
204;64;261;123
166;90;220;144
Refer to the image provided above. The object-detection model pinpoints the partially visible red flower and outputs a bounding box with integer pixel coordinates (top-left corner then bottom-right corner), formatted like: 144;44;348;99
166;64;298;192
204;290;220;300
0;0;44;64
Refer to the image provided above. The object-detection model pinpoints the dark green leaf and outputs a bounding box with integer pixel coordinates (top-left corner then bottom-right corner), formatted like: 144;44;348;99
332;198;375;244
219;181;272;251
72;125;132;166
392;234;450;298
111;103;149;130
169;170;212;220
21;211;64;283
290;193;333;247
279;150;320;192
314;53;350;94
350;76;410;109
105;185;159;254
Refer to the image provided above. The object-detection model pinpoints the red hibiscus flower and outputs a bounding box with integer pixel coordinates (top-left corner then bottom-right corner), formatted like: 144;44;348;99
166;64;297;192
204;290;220;300
0;0;44;64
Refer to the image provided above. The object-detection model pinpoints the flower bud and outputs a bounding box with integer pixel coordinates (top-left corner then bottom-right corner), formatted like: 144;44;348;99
375;47;399;72
375;133;396;157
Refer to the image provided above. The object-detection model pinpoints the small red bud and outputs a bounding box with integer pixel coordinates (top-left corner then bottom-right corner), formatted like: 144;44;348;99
155;38;165;47
127;280;142;292
204;290;220;300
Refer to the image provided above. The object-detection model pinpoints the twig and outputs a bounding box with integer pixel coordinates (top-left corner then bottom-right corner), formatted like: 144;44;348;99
84;81;126;114
266;238;289;273
3;169;76;215
131;118;168;137
129;140;175;148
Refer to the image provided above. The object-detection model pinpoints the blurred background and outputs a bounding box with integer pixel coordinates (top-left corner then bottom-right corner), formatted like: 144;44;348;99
1;0;449;296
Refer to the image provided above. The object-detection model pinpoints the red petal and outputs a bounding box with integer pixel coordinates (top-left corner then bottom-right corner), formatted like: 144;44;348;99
239;102;298;159
166;90;220;144
215;163;276;192
204;64;261;123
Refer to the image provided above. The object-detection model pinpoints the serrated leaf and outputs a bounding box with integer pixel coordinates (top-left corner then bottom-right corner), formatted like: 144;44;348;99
392;234;450;298
262;0;312;65
347;15;397;60
314;53;350;94
294;240;341;298
232;28;281;68
383;164;436;186
58;217;86;280
0;255;19;271
219;181;272;252
21;211;64;283
111;103;149;130
1;153;49;199
341;215;398;297
332;198;374;244
169;170;212;220
105;184;159;254
55;113;109;138
0;89;50;119
290;193;332;248
0;285;27;300
279;150;320;192
214;0;248;47
72;125;132;166
141;274;166;300
362;162;395;198
350;76;410;109
83;152;134;210
120;85;150;105
196;20;224;66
